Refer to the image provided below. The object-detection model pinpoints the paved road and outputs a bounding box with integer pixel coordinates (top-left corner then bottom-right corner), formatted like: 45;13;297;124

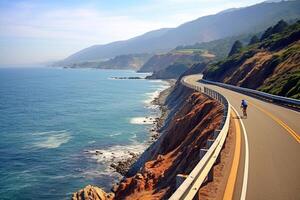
184;74;300;200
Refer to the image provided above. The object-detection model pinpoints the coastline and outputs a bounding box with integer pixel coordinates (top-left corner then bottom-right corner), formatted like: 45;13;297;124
151;79;176;138
109;79;175;176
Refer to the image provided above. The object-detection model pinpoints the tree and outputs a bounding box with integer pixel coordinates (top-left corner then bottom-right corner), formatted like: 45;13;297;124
261;19;288;41
248;35;259;45
228;40;243;57
261;27;273;41
272;19;288;34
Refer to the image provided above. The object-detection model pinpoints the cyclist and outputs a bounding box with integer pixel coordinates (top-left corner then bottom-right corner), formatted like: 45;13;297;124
241;99;248;118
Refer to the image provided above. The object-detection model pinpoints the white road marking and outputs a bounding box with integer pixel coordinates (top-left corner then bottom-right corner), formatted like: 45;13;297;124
231;106;249;200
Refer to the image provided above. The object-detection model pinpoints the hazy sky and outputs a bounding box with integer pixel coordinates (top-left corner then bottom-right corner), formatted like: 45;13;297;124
0;0;265;65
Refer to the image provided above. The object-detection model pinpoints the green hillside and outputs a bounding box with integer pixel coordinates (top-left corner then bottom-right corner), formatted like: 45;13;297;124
204;20;300;99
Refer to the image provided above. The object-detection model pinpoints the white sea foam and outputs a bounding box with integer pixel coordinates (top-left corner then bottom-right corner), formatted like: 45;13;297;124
130;117;156;125
32;130;71;149
143;81;170;106
144;91;160;104
86;142;146;165
108;132;122;137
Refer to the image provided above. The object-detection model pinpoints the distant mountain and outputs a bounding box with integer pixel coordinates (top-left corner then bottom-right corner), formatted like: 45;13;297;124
63;28;171;64
63;1;300;64
204;20;300;99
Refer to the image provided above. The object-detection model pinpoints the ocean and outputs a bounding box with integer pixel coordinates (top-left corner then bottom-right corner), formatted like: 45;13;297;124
0;67;169;199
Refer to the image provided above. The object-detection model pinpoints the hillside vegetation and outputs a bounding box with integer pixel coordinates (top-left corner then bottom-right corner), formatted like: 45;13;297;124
175;34;255;60
139;50;210;72
204;20;300;99
142;50;213;79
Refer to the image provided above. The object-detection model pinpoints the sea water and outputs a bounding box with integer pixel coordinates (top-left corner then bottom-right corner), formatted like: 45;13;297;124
0;67;169;200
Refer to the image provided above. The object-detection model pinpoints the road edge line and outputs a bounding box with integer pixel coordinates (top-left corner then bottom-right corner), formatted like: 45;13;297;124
231;106;249;200
223;109;241;200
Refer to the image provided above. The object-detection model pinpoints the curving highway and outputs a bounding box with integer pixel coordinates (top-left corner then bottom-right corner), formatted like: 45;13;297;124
184;74;300;200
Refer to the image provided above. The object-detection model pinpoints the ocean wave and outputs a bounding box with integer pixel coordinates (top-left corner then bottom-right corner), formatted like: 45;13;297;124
130;117;156;125
86;142;146;163
31;130;71;149
143;81;170;106
144;91;160;104
85;142;146;166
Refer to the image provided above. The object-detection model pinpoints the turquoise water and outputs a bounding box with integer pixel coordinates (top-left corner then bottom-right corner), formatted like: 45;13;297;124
0;67;168;200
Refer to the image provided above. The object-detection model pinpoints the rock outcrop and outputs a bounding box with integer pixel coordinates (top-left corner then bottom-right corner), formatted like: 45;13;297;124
72;185;114;200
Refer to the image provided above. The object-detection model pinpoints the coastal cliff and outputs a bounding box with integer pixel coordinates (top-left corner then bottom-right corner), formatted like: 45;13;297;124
72;80;223;199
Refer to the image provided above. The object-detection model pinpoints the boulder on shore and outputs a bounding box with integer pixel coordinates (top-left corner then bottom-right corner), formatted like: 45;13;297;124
72;185;114;200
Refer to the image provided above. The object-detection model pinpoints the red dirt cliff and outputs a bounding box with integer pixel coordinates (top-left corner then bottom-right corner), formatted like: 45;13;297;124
72;82;223;200
113;83;223;199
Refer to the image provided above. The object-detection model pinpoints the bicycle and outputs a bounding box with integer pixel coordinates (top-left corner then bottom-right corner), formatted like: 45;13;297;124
241;106;247;118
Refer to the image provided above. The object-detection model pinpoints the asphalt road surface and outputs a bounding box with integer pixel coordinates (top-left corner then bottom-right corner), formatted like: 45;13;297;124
184;74;300;200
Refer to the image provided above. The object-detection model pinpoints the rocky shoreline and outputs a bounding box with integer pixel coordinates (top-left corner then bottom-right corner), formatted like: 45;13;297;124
108;80;175;176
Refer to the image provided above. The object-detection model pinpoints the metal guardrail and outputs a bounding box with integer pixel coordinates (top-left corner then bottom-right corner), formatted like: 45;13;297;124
201;79;300;108
169;77;231;200
170;74;299;199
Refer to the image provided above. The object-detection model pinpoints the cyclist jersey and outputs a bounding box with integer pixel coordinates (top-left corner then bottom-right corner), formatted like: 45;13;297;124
241;100;248;108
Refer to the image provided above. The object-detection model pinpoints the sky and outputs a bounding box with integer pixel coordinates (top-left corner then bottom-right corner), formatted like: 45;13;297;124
0;0;266;65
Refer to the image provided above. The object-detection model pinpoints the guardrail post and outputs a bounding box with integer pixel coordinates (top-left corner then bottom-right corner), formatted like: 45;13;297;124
207;139;215;148
224;108;228;116
219;116;226;128
199;148;208;160
207;168;214;182
213;130;221;139
199;148;214;182
216;154;221;165
176;174;188;189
